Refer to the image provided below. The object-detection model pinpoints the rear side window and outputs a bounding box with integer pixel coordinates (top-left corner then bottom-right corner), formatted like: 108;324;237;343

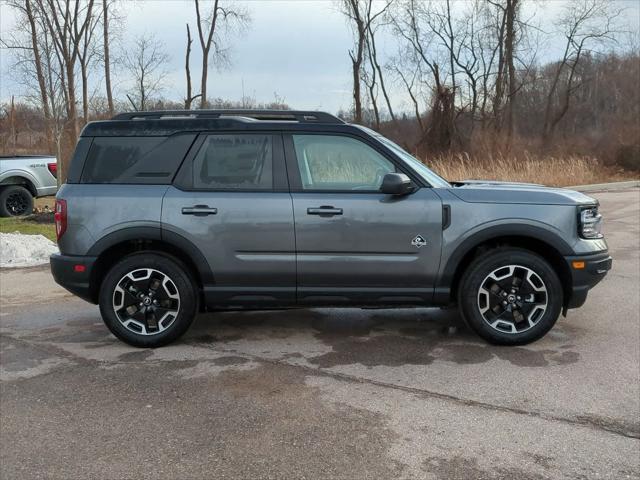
80;134;196;184
192;134;273;190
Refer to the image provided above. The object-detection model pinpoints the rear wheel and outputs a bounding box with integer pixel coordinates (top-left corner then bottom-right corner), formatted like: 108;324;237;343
99;253;197;347
0;185;34;217
458;248;563;345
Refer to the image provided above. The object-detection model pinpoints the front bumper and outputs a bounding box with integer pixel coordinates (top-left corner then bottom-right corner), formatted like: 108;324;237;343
564;251;612;309
50;253;98;303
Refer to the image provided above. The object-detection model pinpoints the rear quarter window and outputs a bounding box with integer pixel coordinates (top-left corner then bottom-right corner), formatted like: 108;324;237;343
80;134;196;184
191;134;273;190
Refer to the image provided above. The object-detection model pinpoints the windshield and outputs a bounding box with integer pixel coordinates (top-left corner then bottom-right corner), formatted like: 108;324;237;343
355;126;450;188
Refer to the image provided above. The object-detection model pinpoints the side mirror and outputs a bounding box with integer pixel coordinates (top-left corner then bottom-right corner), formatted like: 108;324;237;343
380;173;414;196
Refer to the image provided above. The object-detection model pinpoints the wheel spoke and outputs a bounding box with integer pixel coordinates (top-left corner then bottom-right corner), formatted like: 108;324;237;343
112;268;181;337
477;264;548;335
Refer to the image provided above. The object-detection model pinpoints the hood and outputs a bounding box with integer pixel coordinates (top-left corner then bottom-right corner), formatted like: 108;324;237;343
448;180;597;206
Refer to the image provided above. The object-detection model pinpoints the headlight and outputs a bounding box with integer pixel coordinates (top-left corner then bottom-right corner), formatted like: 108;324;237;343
579;206;603;239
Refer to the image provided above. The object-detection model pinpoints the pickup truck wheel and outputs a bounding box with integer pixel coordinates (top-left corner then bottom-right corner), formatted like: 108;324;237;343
458;248;563;345
0;185;34;217
99;253;197;347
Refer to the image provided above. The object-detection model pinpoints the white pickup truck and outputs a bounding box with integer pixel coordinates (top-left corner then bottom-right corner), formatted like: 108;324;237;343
0;155;58;216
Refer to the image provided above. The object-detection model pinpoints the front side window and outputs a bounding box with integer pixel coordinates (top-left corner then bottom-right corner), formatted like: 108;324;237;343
193;134;273;190
292;135;395;191
354;125;450;188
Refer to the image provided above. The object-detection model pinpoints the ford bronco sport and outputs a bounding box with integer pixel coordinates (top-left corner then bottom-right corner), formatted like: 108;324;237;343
50;110;612;347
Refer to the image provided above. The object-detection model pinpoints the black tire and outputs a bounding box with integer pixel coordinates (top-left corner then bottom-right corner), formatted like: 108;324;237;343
99;252;198;347
0;185;34;217
458;248;563;345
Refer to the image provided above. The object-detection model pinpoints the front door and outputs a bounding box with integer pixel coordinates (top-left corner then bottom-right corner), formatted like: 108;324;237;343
285;133;443;305
162;132;296;306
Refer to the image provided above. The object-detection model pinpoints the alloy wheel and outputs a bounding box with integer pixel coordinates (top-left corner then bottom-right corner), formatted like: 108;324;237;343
6;191;29;216
112;268;181;335
477;264;548;334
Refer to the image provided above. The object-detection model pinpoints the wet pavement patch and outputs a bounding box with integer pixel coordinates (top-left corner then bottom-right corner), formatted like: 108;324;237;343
311;315;381;336
1;339;53;372
311;334;438;367
310;324;580;368
423;456;549;480
212;356;251;366
117;350;155;362
0;338;72;382
185;333;244;344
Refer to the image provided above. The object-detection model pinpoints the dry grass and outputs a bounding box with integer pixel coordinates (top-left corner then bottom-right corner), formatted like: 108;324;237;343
426;153;637;187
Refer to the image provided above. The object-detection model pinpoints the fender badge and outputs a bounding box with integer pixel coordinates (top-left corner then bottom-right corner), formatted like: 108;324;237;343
411;235;427;248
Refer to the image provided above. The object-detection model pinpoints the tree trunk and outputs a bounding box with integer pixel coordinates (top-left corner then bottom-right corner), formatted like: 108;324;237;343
504;0;518;150
81;62;89;124
492;7;507;135
185;23;194;109
103;0;114;116
367;24;395;123
25;0;53;150
351;51;363;123
195;0;220;109
200;49;209;108
65;60;79;138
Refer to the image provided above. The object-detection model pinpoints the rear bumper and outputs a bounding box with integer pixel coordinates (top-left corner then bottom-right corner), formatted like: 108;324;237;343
36;186;57;197
564;251;612;309
50;253;97;303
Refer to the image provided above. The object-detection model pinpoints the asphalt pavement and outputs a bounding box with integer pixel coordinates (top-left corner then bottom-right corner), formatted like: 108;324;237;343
1;189;639;479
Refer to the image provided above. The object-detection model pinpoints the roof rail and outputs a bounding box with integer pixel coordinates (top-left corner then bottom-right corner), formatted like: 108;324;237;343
111;109;344;124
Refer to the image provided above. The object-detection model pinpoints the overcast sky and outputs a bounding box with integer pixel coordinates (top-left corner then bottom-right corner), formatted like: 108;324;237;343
1;0;639;113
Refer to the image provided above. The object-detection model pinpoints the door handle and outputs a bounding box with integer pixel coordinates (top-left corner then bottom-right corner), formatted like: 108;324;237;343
307;206;343;216
181;205;218;216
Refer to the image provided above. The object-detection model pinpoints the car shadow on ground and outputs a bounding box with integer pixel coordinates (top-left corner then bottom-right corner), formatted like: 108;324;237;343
181;307;580;369
14;304;580;369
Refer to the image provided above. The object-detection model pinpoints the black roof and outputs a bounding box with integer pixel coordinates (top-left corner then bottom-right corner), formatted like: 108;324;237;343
82;109;351;137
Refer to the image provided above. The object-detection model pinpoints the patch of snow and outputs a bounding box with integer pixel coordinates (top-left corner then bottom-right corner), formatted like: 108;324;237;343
0;232;59;268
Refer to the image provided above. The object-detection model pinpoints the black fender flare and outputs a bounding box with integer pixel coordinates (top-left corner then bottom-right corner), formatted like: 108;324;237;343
438;223;574;289
87;226;214;285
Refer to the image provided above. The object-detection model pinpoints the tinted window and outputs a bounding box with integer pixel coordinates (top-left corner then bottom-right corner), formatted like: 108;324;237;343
193;134;273;190
292;135;395;191
80;134;195;184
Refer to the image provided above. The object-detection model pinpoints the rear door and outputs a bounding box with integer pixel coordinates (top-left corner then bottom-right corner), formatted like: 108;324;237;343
285;132;443;305
162;132;296;306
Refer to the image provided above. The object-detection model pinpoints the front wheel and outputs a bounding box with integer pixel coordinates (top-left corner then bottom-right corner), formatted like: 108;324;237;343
99;253;198;347
458;248;563;345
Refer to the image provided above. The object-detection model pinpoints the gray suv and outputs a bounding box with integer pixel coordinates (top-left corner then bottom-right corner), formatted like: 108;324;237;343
50;110;612;348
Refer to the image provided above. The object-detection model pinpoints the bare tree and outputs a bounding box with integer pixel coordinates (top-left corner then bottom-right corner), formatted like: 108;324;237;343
2;0;54;149
503;0;519;147
366;4;396;125
193;0;249;108
76;1;101;124
36;0;95;138
102;0;114;116
392;0;455;151
392;63;424;132
123;35;169;111
542;0;620;144
184;24;201;109
2;0;95;178
341;0;391;124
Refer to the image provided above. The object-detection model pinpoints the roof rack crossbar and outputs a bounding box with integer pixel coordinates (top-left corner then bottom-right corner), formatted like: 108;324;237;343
112;109;344;124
